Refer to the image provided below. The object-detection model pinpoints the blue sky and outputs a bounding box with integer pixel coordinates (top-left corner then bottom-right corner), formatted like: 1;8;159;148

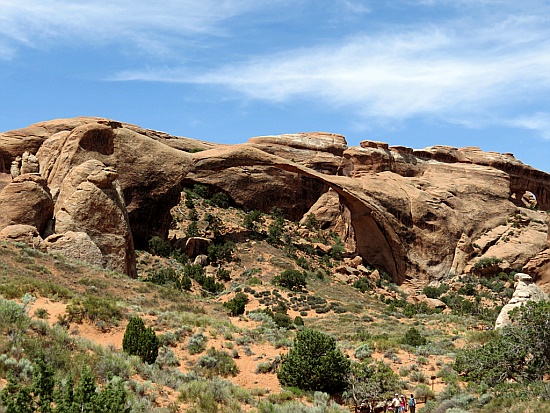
1;0;549;172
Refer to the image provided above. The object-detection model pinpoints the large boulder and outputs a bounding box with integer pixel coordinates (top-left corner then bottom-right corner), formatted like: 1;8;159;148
495;273;548;329
0;224;43;247
42;231;104;267
54;159;136;277
0;174;54;233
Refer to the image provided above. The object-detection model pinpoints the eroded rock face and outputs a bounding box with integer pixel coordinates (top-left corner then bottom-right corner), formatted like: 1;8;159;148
495;273;548;329
36;118;193;248
1;117;549;285
0;174;54;233
54;159;136;277
42;231;103;267
0;224;43;247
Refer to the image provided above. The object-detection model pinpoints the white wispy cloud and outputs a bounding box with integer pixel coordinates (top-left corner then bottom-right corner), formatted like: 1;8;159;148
115;12;550;128
508;112;550;140
0;0;286;55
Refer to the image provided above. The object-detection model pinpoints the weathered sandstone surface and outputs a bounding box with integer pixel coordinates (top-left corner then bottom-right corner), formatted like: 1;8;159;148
0;117;548;284
495;273;548;328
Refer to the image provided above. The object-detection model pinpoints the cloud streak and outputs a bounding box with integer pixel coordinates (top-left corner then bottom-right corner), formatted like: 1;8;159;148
0;0;286;55
116;13;550;131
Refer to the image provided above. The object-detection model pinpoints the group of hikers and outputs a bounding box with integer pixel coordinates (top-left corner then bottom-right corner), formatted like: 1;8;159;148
388;393;416;413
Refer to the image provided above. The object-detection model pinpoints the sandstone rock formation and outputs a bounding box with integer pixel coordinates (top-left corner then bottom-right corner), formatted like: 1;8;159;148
495;273;548;328
42;231;104;267
53;159;136;277
0;224;43;247
0;117;549;284
0;174;54;233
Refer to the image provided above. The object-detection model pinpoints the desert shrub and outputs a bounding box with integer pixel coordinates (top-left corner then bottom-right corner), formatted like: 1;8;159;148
295;256;310;270
242;267;262;278
457;283;477;296
122;316;159;364
454;300;550;385
209;192;231;208
303;213;320;231
204;213;224;238
195;347;239;378
33;307;48;320
155;346;180;367
344;360;400;409
185;220;200;237
272;270;307;291
223;292;249;316
474;257;503;269
354;343;372;361
410;370;427;383
184;264;205;280
201;276;224;295
66;296;123;325
266;218;285;245
330;238;345;260
294;316;304;327
181;275;192;291
0;358;129;413
353;277;372;293
207;241;235;264
148;236;172;257
422;284;450;299
243;210;264;232
217;268;231;282
401;327;428;347
187;332;208;355
277;328;350;393
179;378;254;412
192;184;211;199
145;266;178;285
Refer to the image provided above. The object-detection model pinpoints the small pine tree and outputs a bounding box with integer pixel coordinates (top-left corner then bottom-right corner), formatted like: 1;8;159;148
73;368;97;413
277;328;350;393
401;327;427;347
122;316;159;364
32;355;55;413
223;292;249;316
0;374;33;413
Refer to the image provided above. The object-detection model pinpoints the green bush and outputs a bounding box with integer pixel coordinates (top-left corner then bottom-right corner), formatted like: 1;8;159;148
353;277;372;293
474;257;503;269
148;236;172;257
122;316;159;364
354;344;372;361
186;220;200;237
223;292;249;316
243;210;264;232
344;360;399;408
401;327;428;347
187;332;208;355
272;270;307;291
422;284;450;299
277;328;350;393
303;213;320;231
66;296;123;325
0;357;129;413
455;300;550;385
217;268;231;282
209;192;231;208
192;184;211;199
195;347;239;378
207;241;235;264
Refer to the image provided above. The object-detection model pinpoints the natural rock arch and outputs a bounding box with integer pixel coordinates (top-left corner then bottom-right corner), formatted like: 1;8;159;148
190;146;406;282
